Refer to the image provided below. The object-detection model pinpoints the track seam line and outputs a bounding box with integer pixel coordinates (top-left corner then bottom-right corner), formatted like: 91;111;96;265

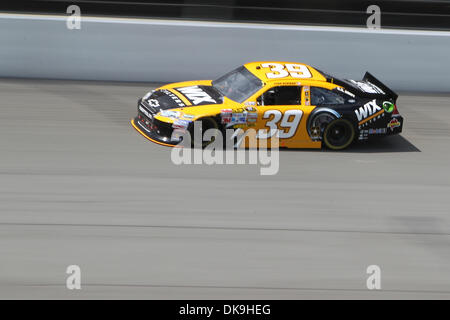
1;222;449;236
13;283;450;295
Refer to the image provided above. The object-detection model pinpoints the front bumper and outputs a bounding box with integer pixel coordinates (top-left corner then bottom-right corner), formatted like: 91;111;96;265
132;98;181;147
131;117;179;147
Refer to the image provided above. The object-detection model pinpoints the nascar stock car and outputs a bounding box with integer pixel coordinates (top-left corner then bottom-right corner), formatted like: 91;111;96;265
132;61;403;150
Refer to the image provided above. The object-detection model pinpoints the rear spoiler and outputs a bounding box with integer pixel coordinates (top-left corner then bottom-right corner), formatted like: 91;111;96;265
363;72;398;103
324;70;398;102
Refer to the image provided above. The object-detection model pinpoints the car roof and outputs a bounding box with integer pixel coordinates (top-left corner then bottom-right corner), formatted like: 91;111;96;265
244;61;328;83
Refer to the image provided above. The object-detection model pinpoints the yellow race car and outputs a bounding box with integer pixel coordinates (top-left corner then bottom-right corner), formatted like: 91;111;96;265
132;61;403;149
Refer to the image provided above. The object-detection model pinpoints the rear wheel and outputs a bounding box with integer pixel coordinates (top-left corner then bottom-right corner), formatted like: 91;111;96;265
323;118;355;150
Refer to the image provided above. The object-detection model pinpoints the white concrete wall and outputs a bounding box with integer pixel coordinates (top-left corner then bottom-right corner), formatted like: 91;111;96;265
1;13;450;92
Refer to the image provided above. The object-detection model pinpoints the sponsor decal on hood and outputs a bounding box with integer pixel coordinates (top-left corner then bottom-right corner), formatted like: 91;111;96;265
144;89;186;110
175;85;223;106
143;85;223;112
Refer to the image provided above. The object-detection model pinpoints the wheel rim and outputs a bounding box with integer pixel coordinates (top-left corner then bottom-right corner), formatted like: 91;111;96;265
309;113;336;139
324;120;354;149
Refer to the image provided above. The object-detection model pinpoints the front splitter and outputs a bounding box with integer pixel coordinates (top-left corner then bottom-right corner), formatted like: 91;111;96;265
131;118;178;147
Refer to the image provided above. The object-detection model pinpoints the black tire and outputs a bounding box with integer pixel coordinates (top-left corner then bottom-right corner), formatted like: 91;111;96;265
307;111;338;140
189;117;220;148
323;118;355;150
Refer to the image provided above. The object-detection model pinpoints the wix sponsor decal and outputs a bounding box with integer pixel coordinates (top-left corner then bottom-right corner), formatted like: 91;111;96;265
159;89;186;108
176;86;217;105
355;99;383;122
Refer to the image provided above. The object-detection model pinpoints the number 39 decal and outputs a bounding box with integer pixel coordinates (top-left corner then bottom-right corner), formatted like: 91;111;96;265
257;110;303;139
261;63;312;79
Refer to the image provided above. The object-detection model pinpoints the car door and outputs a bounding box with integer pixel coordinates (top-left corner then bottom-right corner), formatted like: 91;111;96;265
252;85;321;148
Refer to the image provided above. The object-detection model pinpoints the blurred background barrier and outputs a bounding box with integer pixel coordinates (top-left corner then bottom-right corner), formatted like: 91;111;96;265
1;13;450;91
2;0;450;30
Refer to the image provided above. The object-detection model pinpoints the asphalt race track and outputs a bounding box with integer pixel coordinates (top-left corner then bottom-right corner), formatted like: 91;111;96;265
0;78;449;299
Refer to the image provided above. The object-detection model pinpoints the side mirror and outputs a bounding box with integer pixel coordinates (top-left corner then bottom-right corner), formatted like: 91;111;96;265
256;97;263;106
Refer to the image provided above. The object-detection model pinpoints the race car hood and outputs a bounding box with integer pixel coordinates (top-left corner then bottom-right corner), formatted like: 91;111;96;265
142;81;224;111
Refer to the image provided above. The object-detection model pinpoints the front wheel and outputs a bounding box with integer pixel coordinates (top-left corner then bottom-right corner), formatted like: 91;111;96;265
323;118;355;150
189;117;221;148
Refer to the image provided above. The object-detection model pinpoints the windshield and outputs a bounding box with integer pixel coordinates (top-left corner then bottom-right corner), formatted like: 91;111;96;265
212;66;263;103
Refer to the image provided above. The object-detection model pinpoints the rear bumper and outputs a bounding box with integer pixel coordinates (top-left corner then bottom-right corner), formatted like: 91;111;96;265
386;115;403;135
358;114;403;141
